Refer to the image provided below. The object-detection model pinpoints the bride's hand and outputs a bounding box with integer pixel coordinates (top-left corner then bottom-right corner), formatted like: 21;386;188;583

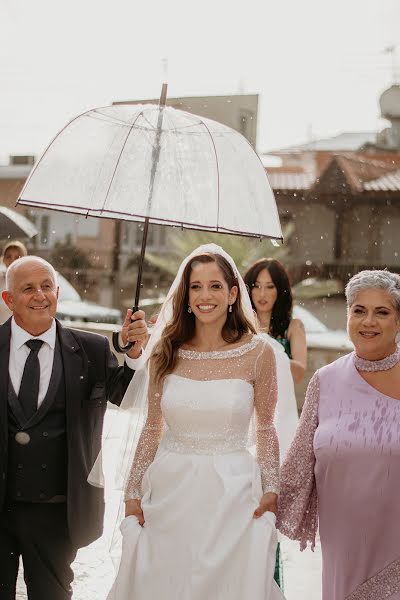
253;492;278;518
125;499;145;526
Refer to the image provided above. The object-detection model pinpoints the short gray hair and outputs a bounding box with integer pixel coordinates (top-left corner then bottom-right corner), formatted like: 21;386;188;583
345;270;400;313
5;256;58;292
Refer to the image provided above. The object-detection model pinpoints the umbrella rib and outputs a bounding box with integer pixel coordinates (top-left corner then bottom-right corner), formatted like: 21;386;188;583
89;111;134;128
140;114;158;130
198;119;221;231
98;110;146;215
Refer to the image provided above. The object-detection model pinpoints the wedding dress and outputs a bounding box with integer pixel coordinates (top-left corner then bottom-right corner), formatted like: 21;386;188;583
107;334;285;600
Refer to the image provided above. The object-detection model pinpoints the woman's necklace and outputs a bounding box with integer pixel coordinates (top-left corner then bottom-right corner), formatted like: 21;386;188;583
353;346;400;372
259;325;270;333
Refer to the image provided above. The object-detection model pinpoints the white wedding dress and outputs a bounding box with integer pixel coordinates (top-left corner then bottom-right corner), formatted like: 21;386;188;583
108;335;285;600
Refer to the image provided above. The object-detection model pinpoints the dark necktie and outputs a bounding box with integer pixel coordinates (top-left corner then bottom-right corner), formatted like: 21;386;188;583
19;339;44;420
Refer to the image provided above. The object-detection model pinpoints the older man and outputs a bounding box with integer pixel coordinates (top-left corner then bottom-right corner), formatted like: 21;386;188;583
0;256;147;600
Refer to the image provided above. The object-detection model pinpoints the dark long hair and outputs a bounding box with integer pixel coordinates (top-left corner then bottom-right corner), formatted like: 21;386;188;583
243;258;293;339
152;253;256;385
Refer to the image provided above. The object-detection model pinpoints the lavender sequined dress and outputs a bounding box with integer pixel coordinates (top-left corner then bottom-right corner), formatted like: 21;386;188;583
277;352;400;600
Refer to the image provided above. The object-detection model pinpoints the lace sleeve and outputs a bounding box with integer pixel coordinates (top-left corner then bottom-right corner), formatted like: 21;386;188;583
254;341;280;495
124;360;164;501
276;372;320;550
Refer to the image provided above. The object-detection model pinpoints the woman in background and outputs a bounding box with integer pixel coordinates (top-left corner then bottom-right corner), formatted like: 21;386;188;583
1;240;28;268
244;258;307;384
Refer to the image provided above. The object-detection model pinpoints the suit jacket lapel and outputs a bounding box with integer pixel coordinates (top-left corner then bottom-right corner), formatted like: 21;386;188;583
56;320;85;447
7;380;26;428
0;319;11;449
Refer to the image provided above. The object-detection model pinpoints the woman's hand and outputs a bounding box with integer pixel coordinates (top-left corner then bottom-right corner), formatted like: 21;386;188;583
125;499;145;526
253;492;278;518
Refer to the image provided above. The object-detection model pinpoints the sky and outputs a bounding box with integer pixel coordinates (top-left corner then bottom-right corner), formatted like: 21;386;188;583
0;0;399;162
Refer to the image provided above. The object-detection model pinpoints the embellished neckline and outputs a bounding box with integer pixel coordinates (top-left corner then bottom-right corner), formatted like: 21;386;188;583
178;335;260;360
353;346;400;372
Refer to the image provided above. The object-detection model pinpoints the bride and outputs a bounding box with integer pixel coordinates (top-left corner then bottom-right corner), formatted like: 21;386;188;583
98;244;285;600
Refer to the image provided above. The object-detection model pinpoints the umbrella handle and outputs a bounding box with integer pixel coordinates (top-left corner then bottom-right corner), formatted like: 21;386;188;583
112;305;139;354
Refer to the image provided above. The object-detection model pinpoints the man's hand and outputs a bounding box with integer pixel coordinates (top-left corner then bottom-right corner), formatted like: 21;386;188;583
125;498;145;526
253;492;278;518
120;309;148;359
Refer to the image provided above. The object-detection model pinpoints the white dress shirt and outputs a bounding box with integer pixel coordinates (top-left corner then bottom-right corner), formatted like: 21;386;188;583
9;318;56;408
125;351;145;371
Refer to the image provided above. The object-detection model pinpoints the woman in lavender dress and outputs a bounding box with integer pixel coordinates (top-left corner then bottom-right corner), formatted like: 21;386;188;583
277;270;400;600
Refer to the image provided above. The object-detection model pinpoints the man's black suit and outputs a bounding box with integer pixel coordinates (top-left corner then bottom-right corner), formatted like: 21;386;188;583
0;318;134;599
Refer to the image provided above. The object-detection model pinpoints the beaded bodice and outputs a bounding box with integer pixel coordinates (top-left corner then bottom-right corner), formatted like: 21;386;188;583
125;335;279;500
161;376;254;454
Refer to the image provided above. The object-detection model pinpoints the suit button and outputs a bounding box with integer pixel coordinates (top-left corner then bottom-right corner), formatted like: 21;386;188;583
42;432;49;437
17;464;23;470
41;464;47;469
15;432;30;445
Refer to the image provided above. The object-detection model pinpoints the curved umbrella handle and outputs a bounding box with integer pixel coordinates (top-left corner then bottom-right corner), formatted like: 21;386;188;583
112;306;138;354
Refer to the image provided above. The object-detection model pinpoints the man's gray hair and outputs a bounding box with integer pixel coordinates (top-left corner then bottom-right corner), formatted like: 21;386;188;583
345;270;400;312
5;256;58;292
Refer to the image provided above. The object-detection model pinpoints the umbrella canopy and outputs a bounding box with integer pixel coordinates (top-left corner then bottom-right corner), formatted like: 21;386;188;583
17;103;282;240
0;206;38;241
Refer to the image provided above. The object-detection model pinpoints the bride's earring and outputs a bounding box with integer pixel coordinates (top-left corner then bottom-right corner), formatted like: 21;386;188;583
188;305;192;314
228;304;233;313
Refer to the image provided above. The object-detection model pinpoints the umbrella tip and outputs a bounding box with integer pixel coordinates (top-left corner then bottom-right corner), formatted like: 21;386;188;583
159;83;168;107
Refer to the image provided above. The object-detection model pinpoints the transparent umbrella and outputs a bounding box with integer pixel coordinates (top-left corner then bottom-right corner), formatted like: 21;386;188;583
18;85;282;351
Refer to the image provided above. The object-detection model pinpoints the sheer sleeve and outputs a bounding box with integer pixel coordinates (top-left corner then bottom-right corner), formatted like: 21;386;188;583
276;372;320;550
124;360;164;501
254;341;280;495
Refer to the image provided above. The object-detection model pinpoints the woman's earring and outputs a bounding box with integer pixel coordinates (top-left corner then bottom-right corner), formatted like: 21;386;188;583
188;305;192;314
228;304;233;313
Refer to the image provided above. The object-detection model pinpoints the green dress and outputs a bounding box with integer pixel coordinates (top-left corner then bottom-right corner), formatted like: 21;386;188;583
273;330;292;591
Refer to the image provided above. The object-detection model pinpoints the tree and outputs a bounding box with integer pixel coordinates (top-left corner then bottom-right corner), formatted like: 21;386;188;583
145;222;295;279
50;235;92;270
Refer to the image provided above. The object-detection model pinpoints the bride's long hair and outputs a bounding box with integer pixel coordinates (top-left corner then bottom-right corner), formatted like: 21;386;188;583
152;252;256;385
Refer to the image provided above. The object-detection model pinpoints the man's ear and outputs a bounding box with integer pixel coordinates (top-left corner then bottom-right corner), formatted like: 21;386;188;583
2;290;13;311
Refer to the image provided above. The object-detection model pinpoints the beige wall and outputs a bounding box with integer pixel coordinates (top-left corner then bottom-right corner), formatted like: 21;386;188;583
278;198;336;264
114;94;259;148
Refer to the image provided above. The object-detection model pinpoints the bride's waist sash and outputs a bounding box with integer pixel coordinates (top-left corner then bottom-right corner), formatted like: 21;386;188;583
161;429;248;455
